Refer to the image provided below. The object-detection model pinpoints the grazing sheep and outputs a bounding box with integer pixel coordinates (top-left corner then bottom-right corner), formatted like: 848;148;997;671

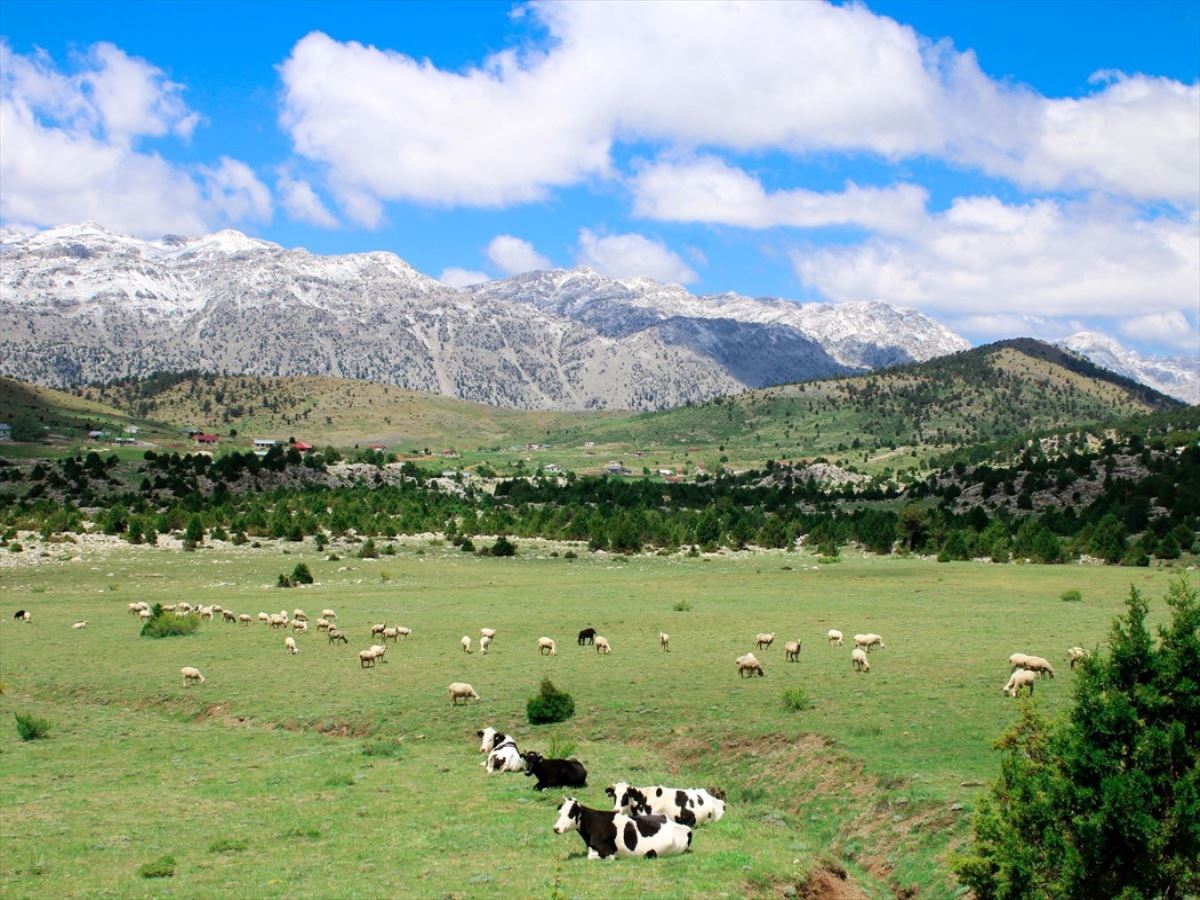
198;606;214;621
292;609;307;621
594;636;612;655
755;632;776;651
72;621;87;630
328;628;348;645
138;609;152;622
448;682;480;705
163;604;177;612
659;631;670;652
736;652;764;678
480;627;496;640
285;636;299;655
538;637;557;656
480;634;492;655
852;648;870;672
1022;656;1056;679
127;602;145;616
238;614;252;625
370;644;387;663
359;647;381;668
181;666;206;686
1067;647;1089;669
854;633;885;652
13;609;31;623
291;619;308;633
1008;652;1032;669
222;610;237;623
320;609;336;621
1003;668;1037;697
785;640;801;662
381;626;400;642
257;612;270;624
395;626;412;639
268;614;287;629
827;629;843;646
461;635;473;654
370;622;387;638
316;617;331;631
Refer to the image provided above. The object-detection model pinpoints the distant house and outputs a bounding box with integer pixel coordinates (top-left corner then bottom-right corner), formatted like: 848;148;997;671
0;423;11;442
543;463;564;475
606;462;632;476
115;436;136;445
441;449;460;459
583;441;596;449
123;425;139;435
88;430;105;440
291;440;314;452
657;468;674;477
253;439;276;448
368;443;388;451
195;433;220;445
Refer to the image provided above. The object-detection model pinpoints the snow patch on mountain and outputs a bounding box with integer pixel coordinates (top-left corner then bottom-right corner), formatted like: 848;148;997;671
1059;332;1198;404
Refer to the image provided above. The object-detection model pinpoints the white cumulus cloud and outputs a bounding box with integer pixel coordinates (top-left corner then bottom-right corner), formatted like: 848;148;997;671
487;234;550;275
792;198;1199;319
631;155;928;233
277;173;339;228
1119;311;1199;351
0;40;269;237
576;228;696;284
440;267;490;288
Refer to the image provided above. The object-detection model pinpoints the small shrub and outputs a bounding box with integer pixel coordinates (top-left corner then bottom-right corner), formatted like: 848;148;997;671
362;737;404;758
277;573;295;588
379;570;392;583
357;538;379;559
672;599;693;612
31;585;46;593
546;735;576;759
324;773;356;787
326;553;340;561
281;826;321;840
292;563;314;585
527;678;575;725
137;855;176;878
1061;589;1083;603
231;531;248;546
739;786;766;804
458;537;475;552
563;549;577;560
781;687;813;712
14;712;51;741
140;606;201;638
818;555;841;565
490;535;517;557
9;543;23;553
181;539;197;553
383;543;397;556
208;838;247;854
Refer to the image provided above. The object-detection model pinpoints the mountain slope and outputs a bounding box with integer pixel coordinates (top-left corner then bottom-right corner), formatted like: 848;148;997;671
1059;332;1198;404
1;224;966;411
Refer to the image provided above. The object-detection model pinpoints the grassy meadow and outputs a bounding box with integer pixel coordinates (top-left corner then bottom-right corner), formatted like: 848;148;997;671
0;540;1185;898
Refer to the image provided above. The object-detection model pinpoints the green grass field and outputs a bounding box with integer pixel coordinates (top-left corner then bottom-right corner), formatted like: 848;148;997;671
0;541;1184;898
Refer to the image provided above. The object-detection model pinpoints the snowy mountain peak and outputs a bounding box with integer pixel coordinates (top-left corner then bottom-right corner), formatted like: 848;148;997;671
1059;333;1199;404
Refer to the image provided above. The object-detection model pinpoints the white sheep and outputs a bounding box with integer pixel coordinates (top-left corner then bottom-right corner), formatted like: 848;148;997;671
285;636;300;655
370;622;387;638
257;612;270;624
448;682;481;705
784;640;801;662
328;628;348;644
827;629;843;646
1022;656;1055;679
292;609;307;621
138;609;152;622
320;609;336;621
480;634;492;655
1003;668;1037;697
1067;647;1089;669
181;666;206;686
538;637;557;656
163;604;177;612
852;648;870;672
316;617;331;631
72;620;88;630
380;626;399;641
854;633;885;651
395;626;412;639
291;619;308;633
755;632;776;651
238;613;253;625
359;647;381;668
222;610;237;623
461;635;473;654
736;652;764;677
1008;652;1032;669
127;602;146;616
480;627;496;640
594;636;612;655
198;606;214;621
269;613;288;629
659;631;670;652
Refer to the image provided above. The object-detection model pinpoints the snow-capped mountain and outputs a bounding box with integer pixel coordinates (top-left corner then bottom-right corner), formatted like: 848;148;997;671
1059;333;1198;405
1;223;967;410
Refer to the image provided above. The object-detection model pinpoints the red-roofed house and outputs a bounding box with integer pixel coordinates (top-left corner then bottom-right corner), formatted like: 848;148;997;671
195;433;219;445
291;440;314;452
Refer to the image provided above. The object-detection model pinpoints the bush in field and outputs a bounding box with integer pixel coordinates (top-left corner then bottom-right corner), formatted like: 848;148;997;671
14;712;51;741
140;605;200;638
781;687;813;712
954;578;1200;898
292;563;314;585
277;573;295;588
138;855;176;878
357;538;379;559
1060;589;1082;603
527;679;575;725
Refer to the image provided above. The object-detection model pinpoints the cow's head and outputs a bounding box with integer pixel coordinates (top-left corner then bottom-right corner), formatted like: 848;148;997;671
477;727;497;753
521;751;543;776
553;798;581;834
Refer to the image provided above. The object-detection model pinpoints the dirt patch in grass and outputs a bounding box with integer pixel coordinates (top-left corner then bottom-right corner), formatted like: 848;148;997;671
795;863;868;900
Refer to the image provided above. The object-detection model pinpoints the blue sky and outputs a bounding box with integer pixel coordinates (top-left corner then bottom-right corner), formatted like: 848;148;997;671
2;1;1197;356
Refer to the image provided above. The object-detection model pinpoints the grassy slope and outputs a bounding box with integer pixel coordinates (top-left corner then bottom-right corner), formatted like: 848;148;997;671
0;541;1182;897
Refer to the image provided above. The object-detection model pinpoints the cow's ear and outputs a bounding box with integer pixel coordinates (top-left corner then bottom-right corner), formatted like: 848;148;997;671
476;730;484;737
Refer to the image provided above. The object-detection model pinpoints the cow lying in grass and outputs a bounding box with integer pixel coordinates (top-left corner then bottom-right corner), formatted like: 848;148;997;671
477;727;524;773
606;781;727;827
552;798;692;859
521;750;587;790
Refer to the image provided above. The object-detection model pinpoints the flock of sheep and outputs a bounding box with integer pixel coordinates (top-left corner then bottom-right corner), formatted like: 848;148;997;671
1001;647;1088;696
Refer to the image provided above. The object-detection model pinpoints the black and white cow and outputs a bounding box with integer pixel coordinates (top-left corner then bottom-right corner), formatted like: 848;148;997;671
552;798;692;859
476;726;524;773
606;781;727;827
577;627;596;646
521;750;587;790
13;609;30;622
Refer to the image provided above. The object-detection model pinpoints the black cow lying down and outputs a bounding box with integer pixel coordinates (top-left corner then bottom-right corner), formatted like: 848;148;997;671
521;750;587;790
